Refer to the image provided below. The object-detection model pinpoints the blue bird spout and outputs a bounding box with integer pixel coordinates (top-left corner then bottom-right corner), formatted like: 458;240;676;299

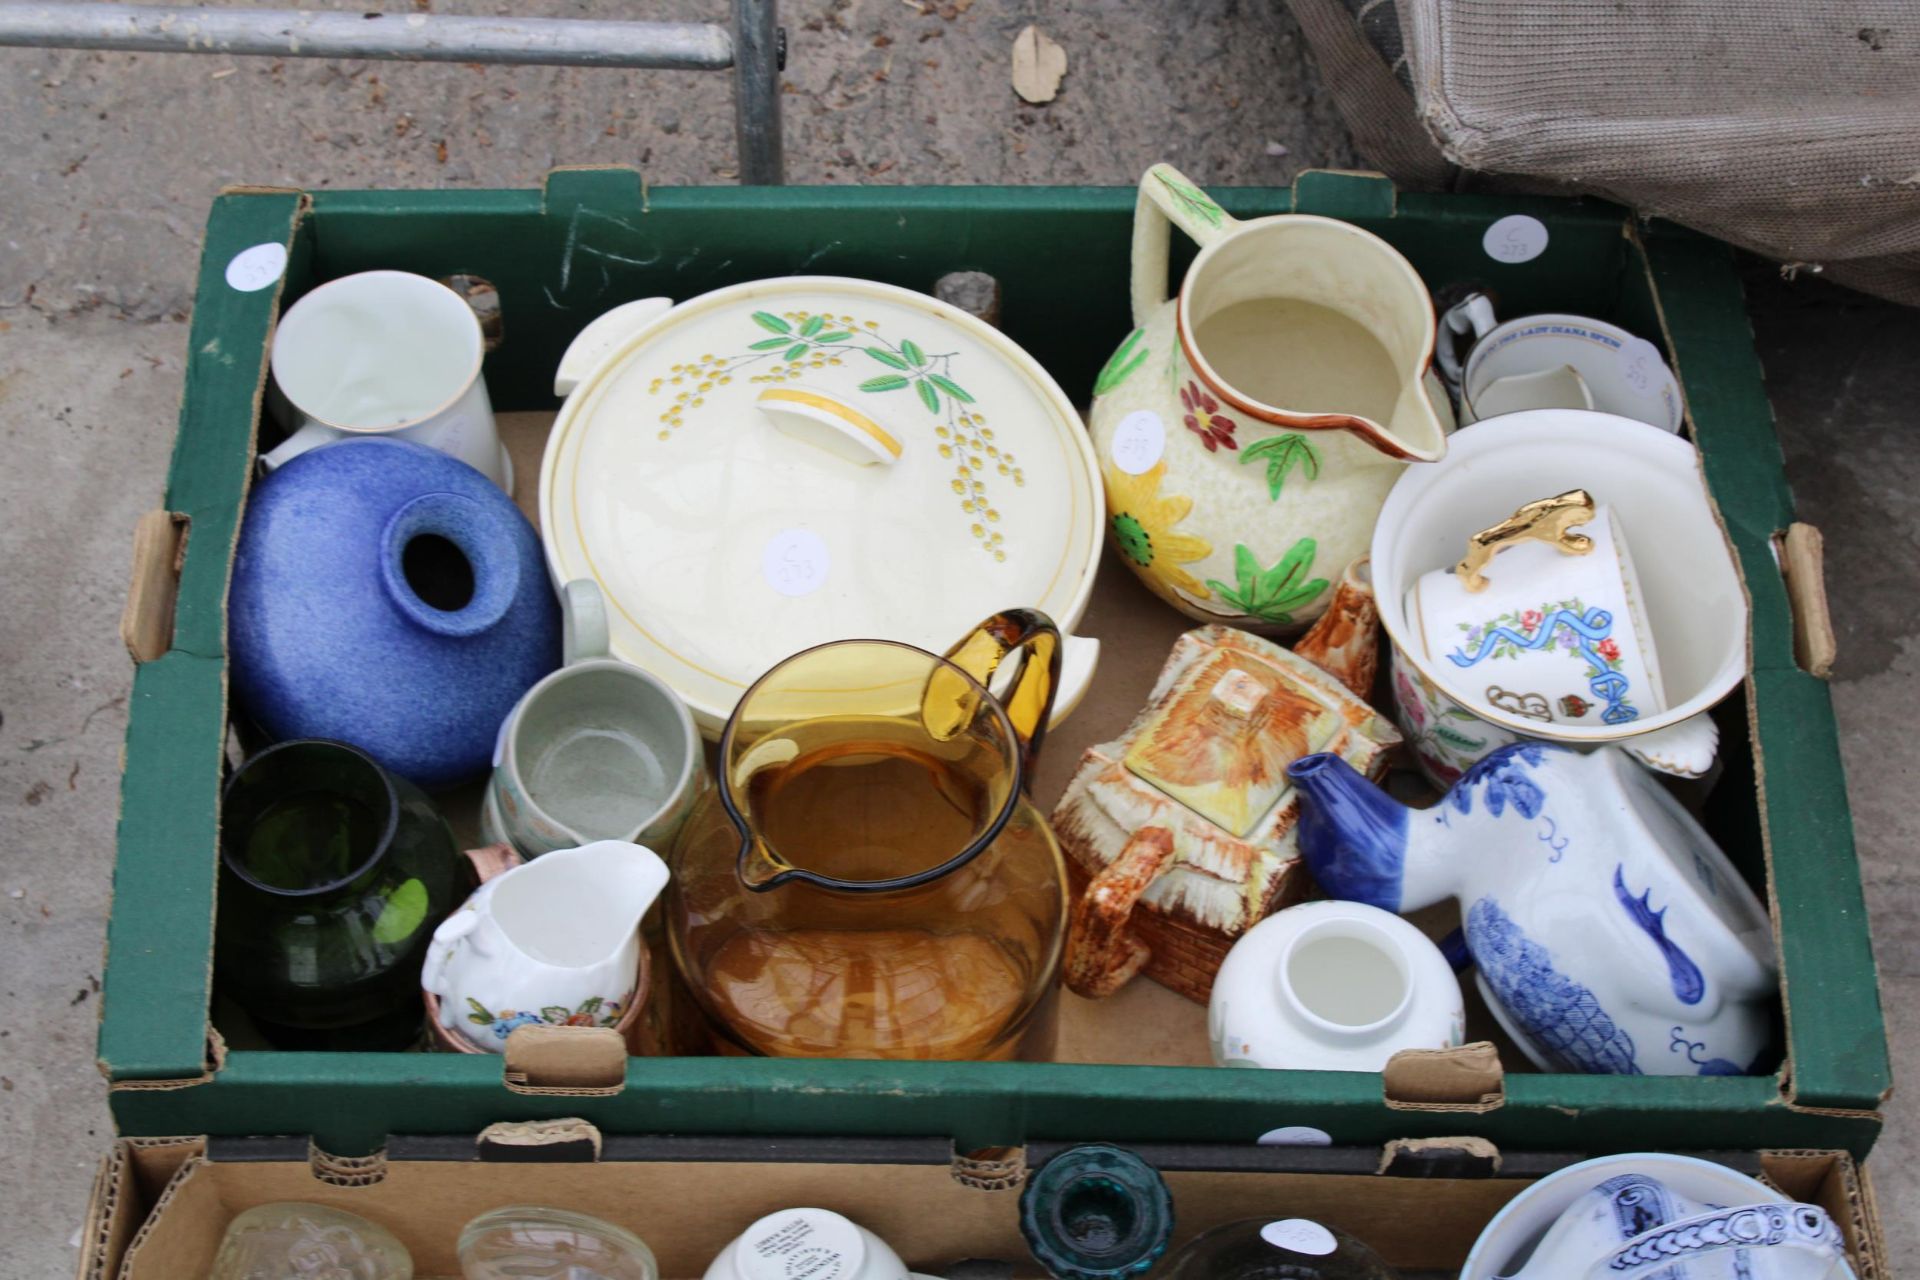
1288;753;1414;911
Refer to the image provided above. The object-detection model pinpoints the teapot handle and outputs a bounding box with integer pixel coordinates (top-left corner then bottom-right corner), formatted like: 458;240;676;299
1585;1202;1849;1280
1130;163;1239;330
1064;827;1176;999
942;609;1063;783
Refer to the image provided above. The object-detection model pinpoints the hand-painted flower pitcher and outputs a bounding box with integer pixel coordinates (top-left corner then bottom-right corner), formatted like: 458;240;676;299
1089;163;1450;631
1288;742;1778;1076
665;610;1071;1061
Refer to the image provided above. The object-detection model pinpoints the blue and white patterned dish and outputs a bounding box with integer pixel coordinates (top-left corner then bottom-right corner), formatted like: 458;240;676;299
1461;1153;1855;1280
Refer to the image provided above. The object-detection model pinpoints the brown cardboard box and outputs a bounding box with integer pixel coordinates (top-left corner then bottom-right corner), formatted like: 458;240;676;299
79;1132;1887;1280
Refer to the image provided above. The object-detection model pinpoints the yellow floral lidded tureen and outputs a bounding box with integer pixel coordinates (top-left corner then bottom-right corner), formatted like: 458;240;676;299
540;277;1104;736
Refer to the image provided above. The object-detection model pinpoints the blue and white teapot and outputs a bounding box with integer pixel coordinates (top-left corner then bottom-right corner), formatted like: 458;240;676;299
1287;741;1776;1075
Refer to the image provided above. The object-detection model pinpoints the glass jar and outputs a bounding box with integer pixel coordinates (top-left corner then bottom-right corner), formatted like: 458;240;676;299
1161;1218;1398;1279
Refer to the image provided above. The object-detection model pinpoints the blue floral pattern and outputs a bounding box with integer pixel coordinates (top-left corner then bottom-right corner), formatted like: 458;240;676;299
1467;895;1642;1074
1449;741;1550;819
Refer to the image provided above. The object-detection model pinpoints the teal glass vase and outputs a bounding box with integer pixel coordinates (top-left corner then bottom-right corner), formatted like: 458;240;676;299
1018;1144;1173;1279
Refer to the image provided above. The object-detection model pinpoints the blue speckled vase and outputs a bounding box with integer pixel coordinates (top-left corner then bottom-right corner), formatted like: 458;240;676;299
230;437;561;788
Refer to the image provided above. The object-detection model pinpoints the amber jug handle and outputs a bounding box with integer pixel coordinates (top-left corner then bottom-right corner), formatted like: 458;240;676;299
938;609;1063;786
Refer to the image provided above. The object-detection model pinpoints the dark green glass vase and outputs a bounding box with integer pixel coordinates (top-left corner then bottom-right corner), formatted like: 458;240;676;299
216;738;467;1050
1161;1218;1398;1279
1018;1144;1173;1279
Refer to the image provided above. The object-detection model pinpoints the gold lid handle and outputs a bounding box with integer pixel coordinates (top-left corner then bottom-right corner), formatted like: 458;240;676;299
1456;490;1596;593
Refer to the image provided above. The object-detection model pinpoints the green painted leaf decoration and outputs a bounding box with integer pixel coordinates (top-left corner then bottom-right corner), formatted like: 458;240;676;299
752;311;791;334
865;348;910;370
1436;725;1488;750
541;1005;571;1023
578;996;604;1014
860;374;911;392
784;343;810;361
801;313;826;337
901;339;928;367
749;336;792;350
371;878;427;945
927;374;974;403
1204;538;1329;624
1093;328;1149;396
1154;170;1226;229
916;378;941;413
1238;433;1321;501
466;996;494;1026
814;331;852;343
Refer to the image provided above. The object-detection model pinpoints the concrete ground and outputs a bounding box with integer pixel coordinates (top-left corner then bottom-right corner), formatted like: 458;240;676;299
0;1;1907;1275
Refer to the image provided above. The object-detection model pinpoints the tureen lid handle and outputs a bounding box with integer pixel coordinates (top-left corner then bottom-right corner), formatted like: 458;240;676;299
757;386;903;466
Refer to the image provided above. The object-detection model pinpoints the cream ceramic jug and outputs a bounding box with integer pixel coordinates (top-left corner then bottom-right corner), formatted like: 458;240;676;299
1088;163;1449;631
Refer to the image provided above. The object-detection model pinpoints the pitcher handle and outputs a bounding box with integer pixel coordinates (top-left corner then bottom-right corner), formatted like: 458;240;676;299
1130;163;1239;330
560;578;611;666
1435;292;1497;385
1582;1202;1849;1280
942;608;1063;782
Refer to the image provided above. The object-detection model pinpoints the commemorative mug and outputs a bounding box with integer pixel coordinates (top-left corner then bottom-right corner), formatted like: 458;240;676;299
263;270;512;490
1437;292;1683;432
482;580;707;857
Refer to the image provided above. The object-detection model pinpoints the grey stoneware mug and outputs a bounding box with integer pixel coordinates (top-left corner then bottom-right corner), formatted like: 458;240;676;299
482;579;706;857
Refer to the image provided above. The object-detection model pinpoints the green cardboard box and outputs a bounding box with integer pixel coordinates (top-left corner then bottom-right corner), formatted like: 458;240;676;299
101;170;1890;1157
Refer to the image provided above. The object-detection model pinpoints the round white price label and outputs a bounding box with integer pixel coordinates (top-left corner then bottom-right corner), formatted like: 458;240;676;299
1109;409;1166;475
1482;215;1549;265
225;242;289;292
1261;1219;1338;1256
761;528;830;597
1256;1125;1333;1147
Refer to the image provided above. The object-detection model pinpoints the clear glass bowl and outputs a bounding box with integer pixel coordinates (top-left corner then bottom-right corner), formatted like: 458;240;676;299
457;1206;659;1280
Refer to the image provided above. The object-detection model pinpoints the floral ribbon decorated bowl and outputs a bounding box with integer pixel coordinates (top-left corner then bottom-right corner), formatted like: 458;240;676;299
1372;410;1746;783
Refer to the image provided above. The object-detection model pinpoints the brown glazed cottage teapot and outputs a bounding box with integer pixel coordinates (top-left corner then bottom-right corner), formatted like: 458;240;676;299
1053;561;1399;1003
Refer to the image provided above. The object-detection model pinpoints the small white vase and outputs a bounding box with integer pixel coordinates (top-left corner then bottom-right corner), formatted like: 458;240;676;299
1207;899;1464;1071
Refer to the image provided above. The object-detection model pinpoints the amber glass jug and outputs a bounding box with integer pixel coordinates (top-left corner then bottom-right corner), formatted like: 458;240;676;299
666;610;1071;1060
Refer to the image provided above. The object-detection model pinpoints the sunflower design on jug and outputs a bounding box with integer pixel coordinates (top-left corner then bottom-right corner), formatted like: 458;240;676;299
1104;461;1213;600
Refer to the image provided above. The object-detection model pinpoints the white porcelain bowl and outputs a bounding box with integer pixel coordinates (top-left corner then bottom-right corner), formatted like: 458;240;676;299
1372;411;1746;778
1461;1152;1850;1280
